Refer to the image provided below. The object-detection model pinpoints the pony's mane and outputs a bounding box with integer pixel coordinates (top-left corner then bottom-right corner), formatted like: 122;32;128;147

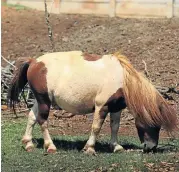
113;52;177;132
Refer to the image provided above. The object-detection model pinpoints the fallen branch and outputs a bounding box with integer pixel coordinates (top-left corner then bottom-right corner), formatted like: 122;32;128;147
1;55;17;69
142;60;150;78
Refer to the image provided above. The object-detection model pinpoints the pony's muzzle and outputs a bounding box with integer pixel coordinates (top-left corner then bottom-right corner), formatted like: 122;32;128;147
143;141;157;153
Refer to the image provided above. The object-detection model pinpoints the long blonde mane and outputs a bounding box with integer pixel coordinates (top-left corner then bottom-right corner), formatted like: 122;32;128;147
114;52;177;131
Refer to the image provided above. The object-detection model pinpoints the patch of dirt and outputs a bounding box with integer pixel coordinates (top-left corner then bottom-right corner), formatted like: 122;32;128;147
48;110;137;137
145;158;179;172
2;6;179;138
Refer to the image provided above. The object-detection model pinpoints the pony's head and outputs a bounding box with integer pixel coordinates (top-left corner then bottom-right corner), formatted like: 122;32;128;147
135;98;177;153
135;119;160;153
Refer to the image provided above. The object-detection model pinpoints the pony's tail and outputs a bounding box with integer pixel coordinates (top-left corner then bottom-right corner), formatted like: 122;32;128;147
115;52;178;132
7;57;34;109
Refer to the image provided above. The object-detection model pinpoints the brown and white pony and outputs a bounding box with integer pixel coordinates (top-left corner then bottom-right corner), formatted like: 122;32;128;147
8;51;177;154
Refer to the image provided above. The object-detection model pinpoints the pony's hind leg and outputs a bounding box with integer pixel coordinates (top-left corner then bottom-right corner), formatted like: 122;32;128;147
36;97;57;153
110;111;124;152
22;100;38;152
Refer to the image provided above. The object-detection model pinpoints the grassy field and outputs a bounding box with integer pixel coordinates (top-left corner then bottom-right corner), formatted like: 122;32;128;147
2;118;179;172
2;3;29;10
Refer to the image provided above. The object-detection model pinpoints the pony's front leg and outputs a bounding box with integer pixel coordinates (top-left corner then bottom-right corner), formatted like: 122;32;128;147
110;111;124;152
37;103;57;153
22;101;38;152
83;107;108;155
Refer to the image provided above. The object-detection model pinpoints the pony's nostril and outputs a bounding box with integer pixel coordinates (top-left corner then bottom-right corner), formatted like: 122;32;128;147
143;142;157;153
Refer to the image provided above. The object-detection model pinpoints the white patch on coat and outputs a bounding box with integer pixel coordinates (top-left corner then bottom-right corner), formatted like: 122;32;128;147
37;51;124;114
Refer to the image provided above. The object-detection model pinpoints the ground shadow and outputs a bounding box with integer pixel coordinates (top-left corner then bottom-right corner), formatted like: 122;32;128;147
34;138;142;153
156;143;179;153
34;138;179;153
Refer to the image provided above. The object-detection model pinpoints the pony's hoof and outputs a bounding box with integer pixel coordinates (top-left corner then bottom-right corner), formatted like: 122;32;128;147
25;143;34;152
114;145;124;152
83;147;97;156
26;145;34;152
47;148;57;154
110;144;124;153
46;144;57;154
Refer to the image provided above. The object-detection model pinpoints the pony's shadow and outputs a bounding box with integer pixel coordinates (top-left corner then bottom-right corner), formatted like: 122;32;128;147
34;138;141;153
34;138;179;153
156;143;179;153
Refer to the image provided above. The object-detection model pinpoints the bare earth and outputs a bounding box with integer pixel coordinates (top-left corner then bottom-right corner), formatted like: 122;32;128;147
2;6;179;138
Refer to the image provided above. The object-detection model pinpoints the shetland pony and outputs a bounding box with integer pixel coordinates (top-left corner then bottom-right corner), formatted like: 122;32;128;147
8;51;177;154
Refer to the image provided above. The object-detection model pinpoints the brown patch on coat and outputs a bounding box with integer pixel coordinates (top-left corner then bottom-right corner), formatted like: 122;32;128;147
27;61;48;93
83;52;102;61
27;60;51;123
107;88;124;103
105;88;126;113
37;103;51;124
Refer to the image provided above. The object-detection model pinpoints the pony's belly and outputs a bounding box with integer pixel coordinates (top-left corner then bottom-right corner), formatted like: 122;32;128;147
48;69;101;114
52;95;95;114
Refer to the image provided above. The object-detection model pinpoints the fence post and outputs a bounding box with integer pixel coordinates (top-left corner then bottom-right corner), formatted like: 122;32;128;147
109;0;116;17
166;0;173;18
54;0;59;8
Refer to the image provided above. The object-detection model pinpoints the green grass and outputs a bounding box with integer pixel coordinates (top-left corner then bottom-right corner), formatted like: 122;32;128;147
2;119;179;172
2;2;29;10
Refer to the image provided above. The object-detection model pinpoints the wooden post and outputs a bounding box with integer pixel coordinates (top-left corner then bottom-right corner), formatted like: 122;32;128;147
54;0;59;8
109;0;116;17
166;0;173;18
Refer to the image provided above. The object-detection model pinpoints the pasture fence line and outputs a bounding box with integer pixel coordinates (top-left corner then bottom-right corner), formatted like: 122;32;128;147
6;0;179;18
